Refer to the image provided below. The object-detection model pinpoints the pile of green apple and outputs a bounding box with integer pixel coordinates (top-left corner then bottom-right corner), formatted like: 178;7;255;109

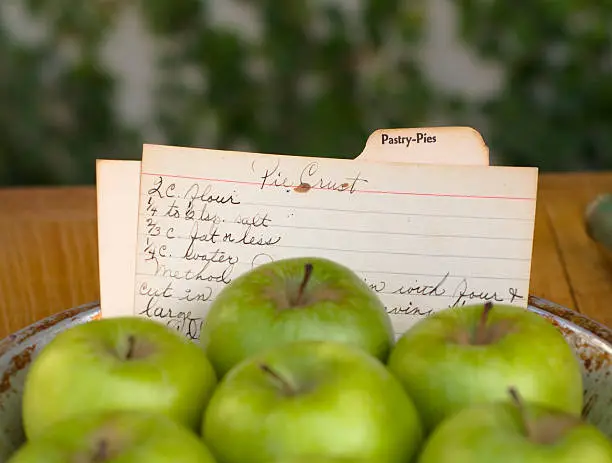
8;257;612;463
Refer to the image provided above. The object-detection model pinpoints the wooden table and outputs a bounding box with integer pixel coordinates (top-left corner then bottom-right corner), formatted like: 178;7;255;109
0;173;610;339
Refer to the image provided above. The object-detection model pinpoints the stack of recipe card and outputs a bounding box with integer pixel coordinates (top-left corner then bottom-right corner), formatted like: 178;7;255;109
96;126;538;340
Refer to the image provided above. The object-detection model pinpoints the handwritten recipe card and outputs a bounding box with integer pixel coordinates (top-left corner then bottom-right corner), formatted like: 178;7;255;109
132;142;538;340
97;127;491;317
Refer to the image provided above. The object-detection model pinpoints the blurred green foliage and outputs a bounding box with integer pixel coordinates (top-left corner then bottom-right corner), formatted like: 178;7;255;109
455;0;612;171
0;0;611;186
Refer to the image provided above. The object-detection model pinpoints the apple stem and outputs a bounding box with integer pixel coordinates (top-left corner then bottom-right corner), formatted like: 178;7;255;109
295;263;314;306
259;364;295;396
473;301;494;344
508;387;535;441
125;335;136;360
92;438;109;462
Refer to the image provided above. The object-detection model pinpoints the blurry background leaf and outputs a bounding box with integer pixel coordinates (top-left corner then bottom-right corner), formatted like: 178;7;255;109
453;0;612;170
0;0;611;186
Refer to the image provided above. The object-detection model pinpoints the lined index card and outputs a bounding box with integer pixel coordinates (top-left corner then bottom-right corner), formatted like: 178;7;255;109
131;144;538;339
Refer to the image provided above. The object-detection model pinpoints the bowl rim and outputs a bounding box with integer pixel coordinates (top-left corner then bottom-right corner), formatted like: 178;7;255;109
0;301;101;358
528;295;612;348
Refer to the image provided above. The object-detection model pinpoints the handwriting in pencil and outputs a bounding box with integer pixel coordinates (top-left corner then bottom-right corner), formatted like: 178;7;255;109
183;183;240;205
450;278;505;307
253;158;369;194
138;300;203;341
387;303;434;317
134;153;533;341
234;213;271;228
154;260;235;285
183;247;239;265
392;273;449;297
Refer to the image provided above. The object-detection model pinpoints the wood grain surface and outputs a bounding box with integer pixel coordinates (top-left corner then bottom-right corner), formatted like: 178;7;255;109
0;174;610;339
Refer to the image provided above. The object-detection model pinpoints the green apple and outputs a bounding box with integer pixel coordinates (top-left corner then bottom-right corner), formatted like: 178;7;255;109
417;387;612;462
387;302;584;432
272;458;374;463
7;410;217;463
200;256;394;377
201;340;423;463
273;458;378;463
22;316;217;440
